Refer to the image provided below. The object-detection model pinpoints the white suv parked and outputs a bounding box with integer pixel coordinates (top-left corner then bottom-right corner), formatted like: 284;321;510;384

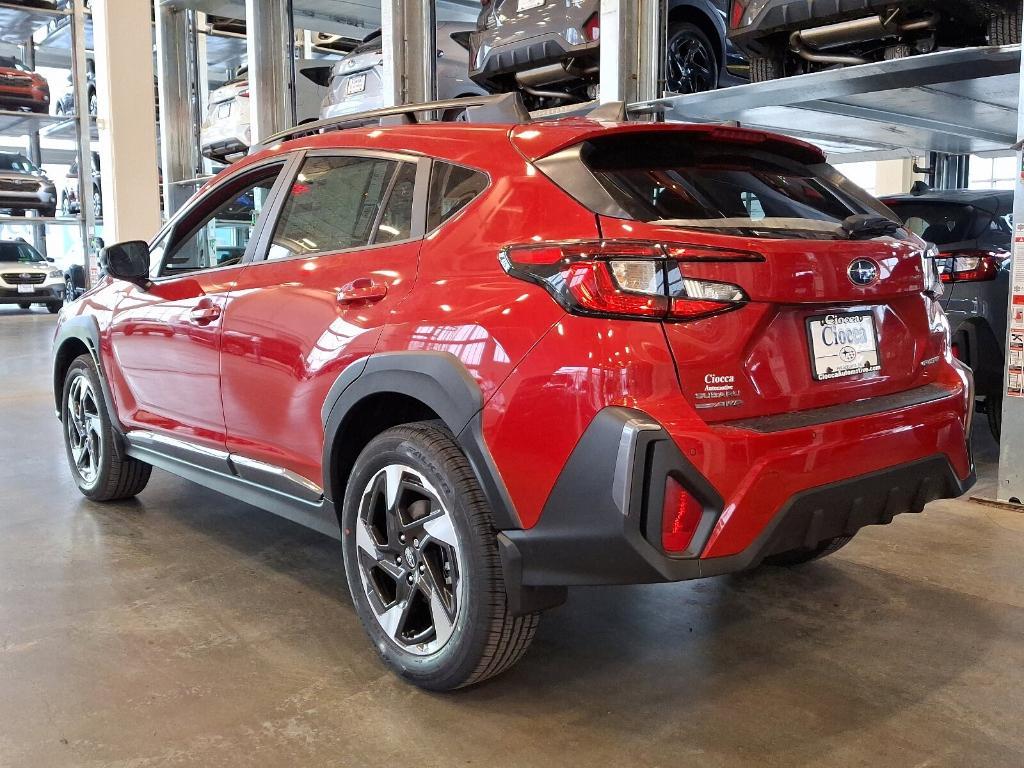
200;60;333;163
0;239;64;313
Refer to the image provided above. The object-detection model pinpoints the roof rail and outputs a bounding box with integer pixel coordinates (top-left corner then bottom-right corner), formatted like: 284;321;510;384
252;93;532;153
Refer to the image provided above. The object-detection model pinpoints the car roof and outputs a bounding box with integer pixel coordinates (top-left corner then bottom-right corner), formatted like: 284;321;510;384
882;188;1014;214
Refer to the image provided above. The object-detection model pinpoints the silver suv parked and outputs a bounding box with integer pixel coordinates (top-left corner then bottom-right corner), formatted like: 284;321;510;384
0;151;57;218
469;0;745;108
320;23;486;120
0;239;64;313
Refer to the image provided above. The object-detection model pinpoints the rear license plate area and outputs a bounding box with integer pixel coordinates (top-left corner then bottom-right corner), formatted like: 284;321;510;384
806;311;881;381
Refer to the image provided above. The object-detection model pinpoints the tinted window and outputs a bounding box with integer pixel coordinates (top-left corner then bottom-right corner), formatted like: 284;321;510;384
575;134;893;239
426;162;488;231
267;155;398;260
375;162;417;244
160;167;280;276
0;242;44;263
886;200;1009;247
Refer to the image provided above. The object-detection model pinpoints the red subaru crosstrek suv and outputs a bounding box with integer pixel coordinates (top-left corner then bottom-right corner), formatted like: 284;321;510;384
53;97;974;690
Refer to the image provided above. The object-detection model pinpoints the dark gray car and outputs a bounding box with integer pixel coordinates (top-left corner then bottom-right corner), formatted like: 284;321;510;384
729;0;1020;82
883;189;1012;440
469;0;745;108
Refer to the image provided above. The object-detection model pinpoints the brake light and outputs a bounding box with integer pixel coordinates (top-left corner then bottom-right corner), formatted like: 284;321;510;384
499;240;757;322
729;0;751;29
662;476;703;554
238;89;250;98
583;13;600;42
943;251;1002;283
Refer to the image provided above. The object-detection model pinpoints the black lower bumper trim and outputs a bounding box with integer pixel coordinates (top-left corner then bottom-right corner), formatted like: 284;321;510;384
499;406;974;604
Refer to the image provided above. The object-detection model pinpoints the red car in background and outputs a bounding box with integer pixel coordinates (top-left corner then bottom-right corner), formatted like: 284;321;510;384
52;99;974;690
0;56;49;114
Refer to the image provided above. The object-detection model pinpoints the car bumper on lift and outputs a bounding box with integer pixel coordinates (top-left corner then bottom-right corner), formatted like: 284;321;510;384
729;0;898;53
469;31;599;86
498;379;974;613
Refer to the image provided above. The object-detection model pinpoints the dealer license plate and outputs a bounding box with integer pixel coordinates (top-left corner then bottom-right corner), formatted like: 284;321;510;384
806;312;881;381
345;74;366;96
216;101;231;119
17;284;34;294
517;0;545;11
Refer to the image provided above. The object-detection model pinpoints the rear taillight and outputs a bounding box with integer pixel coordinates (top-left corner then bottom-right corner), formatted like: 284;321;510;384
238;89;250;98
499;240;757;322
729;0;751;29
941;251;1003;283
662;476;703;554
583;13;600;42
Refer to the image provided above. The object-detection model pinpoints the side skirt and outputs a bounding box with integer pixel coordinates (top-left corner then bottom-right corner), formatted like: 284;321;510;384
125;431;340;540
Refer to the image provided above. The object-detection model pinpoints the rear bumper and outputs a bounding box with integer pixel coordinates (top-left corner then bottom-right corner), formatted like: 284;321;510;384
499;382;974;606
469;30;599;86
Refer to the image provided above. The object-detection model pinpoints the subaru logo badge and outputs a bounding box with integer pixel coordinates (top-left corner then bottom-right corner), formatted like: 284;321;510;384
20;273;32;280
848;259;878;286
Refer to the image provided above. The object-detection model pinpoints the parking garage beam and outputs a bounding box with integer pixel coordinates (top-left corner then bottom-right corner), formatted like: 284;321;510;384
156;5;203;217
245;0;296;143
381;0;437;107
92;0;161;243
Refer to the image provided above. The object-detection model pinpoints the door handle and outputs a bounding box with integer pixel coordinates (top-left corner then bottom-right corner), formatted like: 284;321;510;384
188;304;221;325
336;277;388;306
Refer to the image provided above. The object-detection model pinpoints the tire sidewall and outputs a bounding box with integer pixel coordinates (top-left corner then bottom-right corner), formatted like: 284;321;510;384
341;428;494;689
666;22;719;94
61;355;116;499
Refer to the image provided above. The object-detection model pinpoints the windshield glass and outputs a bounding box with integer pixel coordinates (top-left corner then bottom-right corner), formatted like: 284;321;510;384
580;133;899;239
884;200;1009;247
0;241;45;263
0;154;38;174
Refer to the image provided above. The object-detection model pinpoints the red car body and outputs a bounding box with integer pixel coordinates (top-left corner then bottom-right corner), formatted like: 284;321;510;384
53;115;974;610
0;59;49;114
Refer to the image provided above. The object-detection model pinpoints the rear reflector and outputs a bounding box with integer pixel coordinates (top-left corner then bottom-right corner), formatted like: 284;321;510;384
499;239;758;322
662;476;703;553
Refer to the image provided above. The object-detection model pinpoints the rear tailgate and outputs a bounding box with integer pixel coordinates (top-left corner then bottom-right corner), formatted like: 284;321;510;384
601;218;944;422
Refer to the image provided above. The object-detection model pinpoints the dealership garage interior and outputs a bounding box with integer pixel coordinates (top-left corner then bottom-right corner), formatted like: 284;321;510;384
3;0;1024;765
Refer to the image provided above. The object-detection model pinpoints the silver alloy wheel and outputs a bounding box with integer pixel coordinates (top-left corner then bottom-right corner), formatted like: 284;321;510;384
66;374;101;488
355;464;464;657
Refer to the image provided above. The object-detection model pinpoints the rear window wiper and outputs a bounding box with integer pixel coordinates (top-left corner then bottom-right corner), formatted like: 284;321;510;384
841;214;901;240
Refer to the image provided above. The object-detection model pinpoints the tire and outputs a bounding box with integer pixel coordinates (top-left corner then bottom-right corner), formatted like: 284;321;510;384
46;302;61;314
93;188;102;219
65;277;76;303
342;422;539;690
989;10;1021;46
750;55;784;82
763;535;855;566
988;392;1002;442
17;302;30;309
88;90;97;116
665;22;719;94
42;204;56;218
60;193;71;216
61;354;151;501
10;208;25;217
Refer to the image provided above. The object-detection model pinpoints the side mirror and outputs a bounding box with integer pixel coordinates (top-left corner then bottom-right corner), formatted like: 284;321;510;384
46;256;55;263
89;235;105;251
99;240;151;290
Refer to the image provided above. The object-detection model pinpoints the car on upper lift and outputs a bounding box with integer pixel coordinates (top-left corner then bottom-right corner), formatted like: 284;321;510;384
0;55;49;114
468;0;747;108
0;239;64;313
728;0;1022;81
882;188;1012;441
61;151;101;218
320;24;486;120
54;58;97;117
200;60;333;163
53;95;974;690
0;151;57;218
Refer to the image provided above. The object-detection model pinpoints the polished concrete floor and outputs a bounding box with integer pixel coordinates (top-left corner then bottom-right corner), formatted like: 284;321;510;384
2;306;1023;768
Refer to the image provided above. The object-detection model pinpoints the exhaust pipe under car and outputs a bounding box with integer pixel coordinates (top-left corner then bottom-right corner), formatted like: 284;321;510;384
789;11;940;66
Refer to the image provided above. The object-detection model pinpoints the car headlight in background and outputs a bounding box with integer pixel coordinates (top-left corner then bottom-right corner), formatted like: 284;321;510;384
49;269;63;279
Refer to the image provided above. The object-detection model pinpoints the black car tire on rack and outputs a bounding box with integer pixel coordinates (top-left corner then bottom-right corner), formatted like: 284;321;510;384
749;55;783;82
665;22;719;94
342;422;540;691
989;9;1022;46
17;302;30;309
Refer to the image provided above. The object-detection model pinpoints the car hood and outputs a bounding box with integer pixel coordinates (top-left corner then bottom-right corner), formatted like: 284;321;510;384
0;262;50;273
0;170;49;183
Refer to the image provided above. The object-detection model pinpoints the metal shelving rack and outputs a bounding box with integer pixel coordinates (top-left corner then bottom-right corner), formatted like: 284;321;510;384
0;0;95;274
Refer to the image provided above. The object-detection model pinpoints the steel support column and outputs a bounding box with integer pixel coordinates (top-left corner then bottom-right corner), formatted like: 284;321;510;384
599;0;661;105
92;0;161;243
21;34;44;256
244;0;295;144
381;0;436;107
70;0;93;284
995;2;1024;503
156;4;203;217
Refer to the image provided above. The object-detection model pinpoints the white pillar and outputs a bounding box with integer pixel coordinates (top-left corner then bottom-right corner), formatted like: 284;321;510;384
245;0;295;144
381;0;437;107
599;0;660;105
91;0;161;243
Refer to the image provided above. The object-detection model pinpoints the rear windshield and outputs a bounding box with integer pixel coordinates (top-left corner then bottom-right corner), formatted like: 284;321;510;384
884;200;1010;248
576;134;899;240
0;242;44;263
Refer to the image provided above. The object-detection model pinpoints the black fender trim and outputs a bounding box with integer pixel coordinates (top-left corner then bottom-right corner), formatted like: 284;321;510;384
52;315;127;457
321;351;521;530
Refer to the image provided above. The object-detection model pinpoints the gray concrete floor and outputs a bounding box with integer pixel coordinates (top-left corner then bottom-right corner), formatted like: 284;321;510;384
2;306;1023;768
